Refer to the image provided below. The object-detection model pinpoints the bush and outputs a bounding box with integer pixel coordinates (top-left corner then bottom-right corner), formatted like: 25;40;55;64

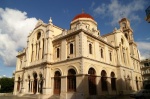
0;77;14;93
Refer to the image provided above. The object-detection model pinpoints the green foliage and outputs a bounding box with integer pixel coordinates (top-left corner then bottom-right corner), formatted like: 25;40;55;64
0;77;14;93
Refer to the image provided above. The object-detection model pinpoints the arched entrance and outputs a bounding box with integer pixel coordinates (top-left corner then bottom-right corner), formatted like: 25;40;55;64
17;77;21;91
136;77;139;90
101;70;108;91
67;69;76;92
88;68;97;95
33;72;37;94
28;75;31;92
110;72;116;90
54;71;61;95
39;74;43;94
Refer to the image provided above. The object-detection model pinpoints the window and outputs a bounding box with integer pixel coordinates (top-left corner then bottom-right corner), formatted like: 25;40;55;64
101;70;108;91
101;49;103;58
70;43;73;54
17;77;21;91
125;33;128;39
122;23;126;29
42;39;44;59
31;44;33;62
57;48;60;58
121;38;124;44
110;52;112;61
111;72;116;90
37;32;41;40
67;69;76;92
89;44;92;54
136;77;139;90
28;76;31;92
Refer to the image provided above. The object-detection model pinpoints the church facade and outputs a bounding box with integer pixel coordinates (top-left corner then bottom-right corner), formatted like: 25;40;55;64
13;13;142;99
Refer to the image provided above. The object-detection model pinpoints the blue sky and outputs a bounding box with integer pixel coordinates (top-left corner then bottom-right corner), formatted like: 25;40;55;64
0;0;150;77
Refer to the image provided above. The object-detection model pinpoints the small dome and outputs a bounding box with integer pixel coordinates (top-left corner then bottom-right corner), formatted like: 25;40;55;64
72;13;94;21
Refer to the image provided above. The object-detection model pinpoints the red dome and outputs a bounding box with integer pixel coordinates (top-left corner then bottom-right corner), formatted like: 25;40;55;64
72;13;94;21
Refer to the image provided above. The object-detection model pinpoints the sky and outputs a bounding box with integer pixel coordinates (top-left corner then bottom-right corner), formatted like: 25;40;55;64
0;0;150;77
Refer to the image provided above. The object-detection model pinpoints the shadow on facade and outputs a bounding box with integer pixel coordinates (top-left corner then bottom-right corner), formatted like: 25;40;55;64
47;74;139;99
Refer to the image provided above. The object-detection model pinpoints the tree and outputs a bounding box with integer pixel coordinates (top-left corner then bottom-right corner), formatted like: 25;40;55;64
0;77;14;93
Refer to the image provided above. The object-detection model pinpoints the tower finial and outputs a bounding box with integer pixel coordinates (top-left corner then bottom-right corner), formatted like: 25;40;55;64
49;17;52;24
82;8;84;13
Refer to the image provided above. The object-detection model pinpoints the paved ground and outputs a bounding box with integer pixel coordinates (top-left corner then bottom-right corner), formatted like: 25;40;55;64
0;95;134;99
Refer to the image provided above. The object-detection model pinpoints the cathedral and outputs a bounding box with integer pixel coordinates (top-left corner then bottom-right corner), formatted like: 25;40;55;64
13;12;142;99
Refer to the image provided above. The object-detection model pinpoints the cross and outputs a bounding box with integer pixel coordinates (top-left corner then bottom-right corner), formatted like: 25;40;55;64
82;8;84;13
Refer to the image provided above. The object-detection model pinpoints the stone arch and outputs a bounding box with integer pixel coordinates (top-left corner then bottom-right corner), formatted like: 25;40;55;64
88;67;97;95
17;76;21;92
65;65;79;75
53;68;63;77
54;70;61;95
32;71;38;94
101;67;108;76
67;68;76;92
35;29;45;39
110;72;116;90
87;65;98;75
101;70;108;91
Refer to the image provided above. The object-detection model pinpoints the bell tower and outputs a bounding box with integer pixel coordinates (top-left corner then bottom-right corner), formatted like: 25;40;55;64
119;18;134;42
119;18;140;60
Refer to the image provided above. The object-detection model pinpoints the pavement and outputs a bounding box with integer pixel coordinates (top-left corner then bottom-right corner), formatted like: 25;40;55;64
0;94;134;99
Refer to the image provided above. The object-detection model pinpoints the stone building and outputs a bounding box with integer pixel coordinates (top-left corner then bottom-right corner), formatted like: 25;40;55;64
13;12;142;99
141;59;150;86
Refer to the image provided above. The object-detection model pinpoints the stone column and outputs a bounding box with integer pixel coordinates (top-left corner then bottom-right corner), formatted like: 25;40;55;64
60;76;67;99
107;77;111;95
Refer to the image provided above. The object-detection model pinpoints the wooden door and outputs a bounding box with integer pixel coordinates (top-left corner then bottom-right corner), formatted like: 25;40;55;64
54;77;61;94
88;75;96;95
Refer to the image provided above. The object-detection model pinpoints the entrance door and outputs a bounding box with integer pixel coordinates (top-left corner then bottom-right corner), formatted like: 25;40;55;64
33;79;37;94
54;71;61;95
88;75;96;95
33;72;37;94
88;68;96;95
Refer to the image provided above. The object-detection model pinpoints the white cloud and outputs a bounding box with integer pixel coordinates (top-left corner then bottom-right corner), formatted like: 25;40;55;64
146;37;150;40
93;0;146;25
0;8;38;66
137;41;150;60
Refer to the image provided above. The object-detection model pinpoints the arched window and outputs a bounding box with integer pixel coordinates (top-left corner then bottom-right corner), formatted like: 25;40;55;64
101;70;107;91
39;74;43;94
42;39;44;59
88;68;96;95
125;33;128;39
122;23;126;29
17;77;21;91
67;69;76;92
111;72;116;90
89;44;92;54
136;77;139;90
110;52;112;61
54;71;61;94
126;75;131;90
38;42;40;60
121;38;124;44
31;44;33;62
28;75;31;92
101;49;103;58
37;32;41;40
33;72;37;94
57;48;60;58
70;43;73;54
